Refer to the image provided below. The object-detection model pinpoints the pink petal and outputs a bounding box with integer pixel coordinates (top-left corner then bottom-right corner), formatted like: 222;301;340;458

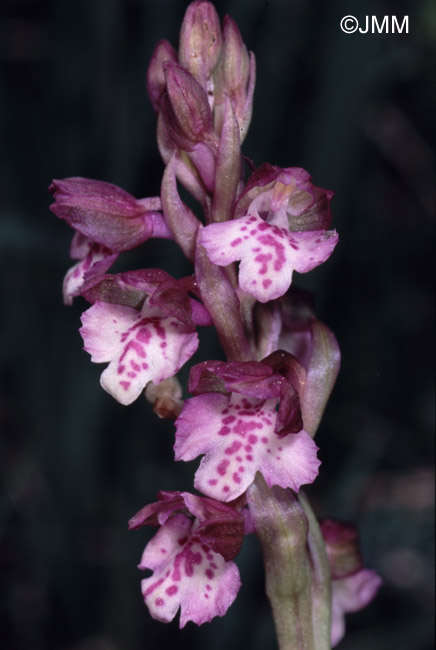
69;232;92;259
62;245;117;305
80;302;139;363
80;302;198;405
201;215;338;302
174;393;320;501
331;569;382;647
139;514;241;627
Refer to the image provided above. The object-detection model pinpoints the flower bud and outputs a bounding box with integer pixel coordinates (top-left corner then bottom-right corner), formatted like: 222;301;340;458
320;519;363;579
179;1;222;88
146;39;178;112
215;16;255;141
161;61;215;151
220;16;250;98
145;376;184;419
49;177;159;252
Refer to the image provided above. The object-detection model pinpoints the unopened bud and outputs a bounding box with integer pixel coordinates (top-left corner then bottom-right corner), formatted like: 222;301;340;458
49;178;158;252
215;16;255;141
320;519;364;579
147;39;178;112
179;1;222;88
220;16;250;97
161;61;215;151
145;376;183;419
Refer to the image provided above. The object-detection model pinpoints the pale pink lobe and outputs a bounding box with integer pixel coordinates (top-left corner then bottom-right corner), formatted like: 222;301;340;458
331;569;382;647
174;393;320;501
200;214;338;302
63;243;117;305
80;301;198;405
139;514;241;627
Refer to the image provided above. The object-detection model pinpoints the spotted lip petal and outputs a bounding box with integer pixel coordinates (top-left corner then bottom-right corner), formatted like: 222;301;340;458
80;301;198;405
174;392;320;501
138;513;241;627
201;214;338;302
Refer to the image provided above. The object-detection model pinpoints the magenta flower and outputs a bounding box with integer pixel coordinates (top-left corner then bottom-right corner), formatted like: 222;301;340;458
79;270;209;405
200;164;338;302
174;360;320;501
128;491;244;626
320;519;382;646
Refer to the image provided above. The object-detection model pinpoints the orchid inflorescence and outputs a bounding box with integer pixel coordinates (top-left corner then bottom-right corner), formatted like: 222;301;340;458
50;2;381;647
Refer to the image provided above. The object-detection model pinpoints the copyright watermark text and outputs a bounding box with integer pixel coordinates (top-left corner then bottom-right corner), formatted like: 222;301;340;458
340;15;409;34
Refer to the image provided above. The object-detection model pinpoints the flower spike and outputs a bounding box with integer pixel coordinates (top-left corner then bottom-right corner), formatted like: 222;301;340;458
49;2;378;646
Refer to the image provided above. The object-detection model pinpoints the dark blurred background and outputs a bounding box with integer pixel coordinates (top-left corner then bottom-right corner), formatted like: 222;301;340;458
0;0;434;649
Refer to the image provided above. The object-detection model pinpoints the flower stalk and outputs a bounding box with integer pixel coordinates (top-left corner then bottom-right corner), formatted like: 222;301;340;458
247;474;317;650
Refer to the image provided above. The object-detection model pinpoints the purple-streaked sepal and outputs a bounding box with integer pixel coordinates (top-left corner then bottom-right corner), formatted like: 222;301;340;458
49;177;164;252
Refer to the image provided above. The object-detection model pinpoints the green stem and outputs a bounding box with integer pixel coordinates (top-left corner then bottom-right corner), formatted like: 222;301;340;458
299;492;332;650
247;474;317;650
